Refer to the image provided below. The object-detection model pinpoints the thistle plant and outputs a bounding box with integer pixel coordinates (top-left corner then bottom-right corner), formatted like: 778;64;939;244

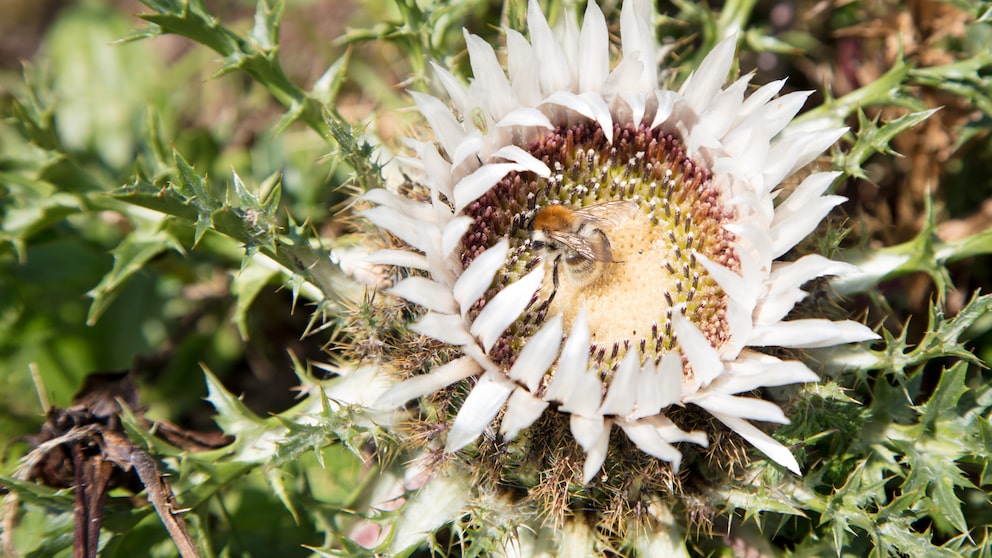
1;0;992;556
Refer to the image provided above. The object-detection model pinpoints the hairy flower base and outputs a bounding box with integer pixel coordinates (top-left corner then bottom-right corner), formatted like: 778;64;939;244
391;399;753;546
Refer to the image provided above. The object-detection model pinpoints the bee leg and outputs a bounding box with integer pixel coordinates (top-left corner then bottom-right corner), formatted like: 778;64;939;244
547;254;561;306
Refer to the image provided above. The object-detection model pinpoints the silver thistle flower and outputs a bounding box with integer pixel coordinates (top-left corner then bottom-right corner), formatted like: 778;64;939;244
366;0;878;483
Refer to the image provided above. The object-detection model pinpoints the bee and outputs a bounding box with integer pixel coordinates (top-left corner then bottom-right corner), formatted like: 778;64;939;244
530;200;638;302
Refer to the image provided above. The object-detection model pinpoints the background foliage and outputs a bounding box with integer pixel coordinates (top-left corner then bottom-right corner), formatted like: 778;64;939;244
1;0;991;556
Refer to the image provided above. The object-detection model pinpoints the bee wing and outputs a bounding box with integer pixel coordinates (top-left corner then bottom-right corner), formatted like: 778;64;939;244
546;231;604;261
572;200;638;229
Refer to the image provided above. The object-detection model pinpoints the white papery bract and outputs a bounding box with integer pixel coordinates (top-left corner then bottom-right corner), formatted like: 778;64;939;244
368;0;878;481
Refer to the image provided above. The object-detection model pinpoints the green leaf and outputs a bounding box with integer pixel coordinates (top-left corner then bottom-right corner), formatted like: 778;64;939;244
313;50;351;108
113;178;198;222
223;170;280;265
840;108;940;181
0;476;75;508
917;362;969;435
8;92;60;151
86;227;184;325
266;467;301;524
796;56;925;127
977;415;992;486
36;156;111;195
45;6;160;169
911;51;992;118
250;0;283;51
271;417;333;468
874;520;962;558
324;114;382;193
115;148;354;309
0;191;81;262
6;503;76;556
850;294;992;377
881;361;979;535
231;259;280;339
203;366;268;437
942;224;992;263
716;483;809;519
140;0;238;57
173;150;219;246
743;27;802;55
138;0;329;137
899;444;972;535
386;471;472;555
833;205;992;303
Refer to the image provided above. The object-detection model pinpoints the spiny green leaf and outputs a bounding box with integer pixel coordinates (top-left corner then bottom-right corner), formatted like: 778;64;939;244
224;169;281;263
324;114;382;192
258;172;282;220
837;203;992;297
0;192;81;262
116;402;194;463
140;0;237;57
923;293;992;359
911;51;992;117
840;296;991;380
268;383;382;468
203;366;268;436
271;417;334;468
86;227;184;325
313;50;350;108
808;456;896;552
138;0;330;137
917;363;970;434
715;483;808;519
266;467;301;524
201;366;385;468
113;176;197;221
231;260;280;339
168;458;254;510
884;363;977;535
943;224;992;263
779;380;864;457
4;504;76;556
898;443;972;534
172;150;218;246
250;0;283;51
796;56;924;127
874;521;962;558
116;152;351;306
977;415;992;486
8;93;60;151
841;108;940;181
0;476;75;508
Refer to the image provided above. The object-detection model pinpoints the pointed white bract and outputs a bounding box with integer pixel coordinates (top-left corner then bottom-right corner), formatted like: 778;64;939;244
470;267;544;352
445;372;515;452
366;0;879;480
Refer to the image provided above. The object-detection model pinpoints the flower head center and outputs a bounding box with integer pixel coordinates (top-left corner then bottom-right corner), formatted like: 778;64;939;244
465;123;738;377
